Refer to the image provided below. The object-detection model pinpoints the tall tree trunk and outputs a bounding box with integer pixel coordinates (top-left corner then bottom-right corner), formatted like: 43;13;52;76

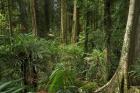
77;8;81;42
44;0;50;37
30;0;37;36
30;0;50;37
71;0;77;43
60;0;67;44
94;0;139;92
66;4;73;43
18;0;29;33
129;0;140;86
84;1;90;53
104;0;112;80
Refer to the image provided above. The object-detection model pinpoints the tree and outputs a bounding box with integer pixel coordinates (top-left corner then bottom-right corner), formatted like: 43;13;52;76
104;0;112;80
30;0;37;36
30;0;51;37
60;0;67;44
128;0;140;86
17;0;29;33
44;0;50;36
71;0;77;43
94;0;140;92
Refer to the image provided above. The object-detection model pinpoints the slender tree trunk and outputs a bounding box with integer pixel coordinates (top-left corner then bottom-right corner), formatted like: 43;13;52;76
66;5;73;43
30;0;37;36
84;1;89;53
104;0;112;80
44;0;50;36
71;0;77;43
30;0;50;37
77;8;81;42
18;0;29;33
60;0;67;44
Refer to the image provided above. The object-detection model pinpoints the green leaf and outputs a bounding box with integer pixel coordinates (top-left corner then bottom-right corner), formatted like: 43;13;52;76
11;87;24;93
0;81;12;90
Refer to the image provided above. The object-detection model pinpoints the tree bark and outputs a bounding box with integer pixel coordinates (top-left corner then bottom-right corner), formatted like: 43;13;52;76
30;0;50;37
30;0;37;36
60;0;67;44
71;0;77;43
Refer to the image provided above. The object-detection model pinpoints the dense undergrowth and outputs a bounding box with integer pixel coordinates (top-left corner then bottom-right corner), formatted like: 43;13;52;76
0;34;108;93
1;34;139;93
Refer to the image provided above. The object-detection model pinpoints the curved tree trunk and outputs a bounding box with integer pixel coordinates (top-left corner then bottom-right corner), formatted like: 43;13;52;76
94;0;139;92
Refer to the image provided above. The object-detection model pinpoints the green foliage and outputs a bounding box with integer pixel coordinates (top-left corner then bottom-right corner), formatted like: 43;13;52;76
0;34;110;92
0;34;61;92
48;63;77;93
84;49;107;84
0;79;24;93
130;59;140;81
0;13;7;30
46;47;108;92
79;82;97;92
59;45;84;66
0;0;132;92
